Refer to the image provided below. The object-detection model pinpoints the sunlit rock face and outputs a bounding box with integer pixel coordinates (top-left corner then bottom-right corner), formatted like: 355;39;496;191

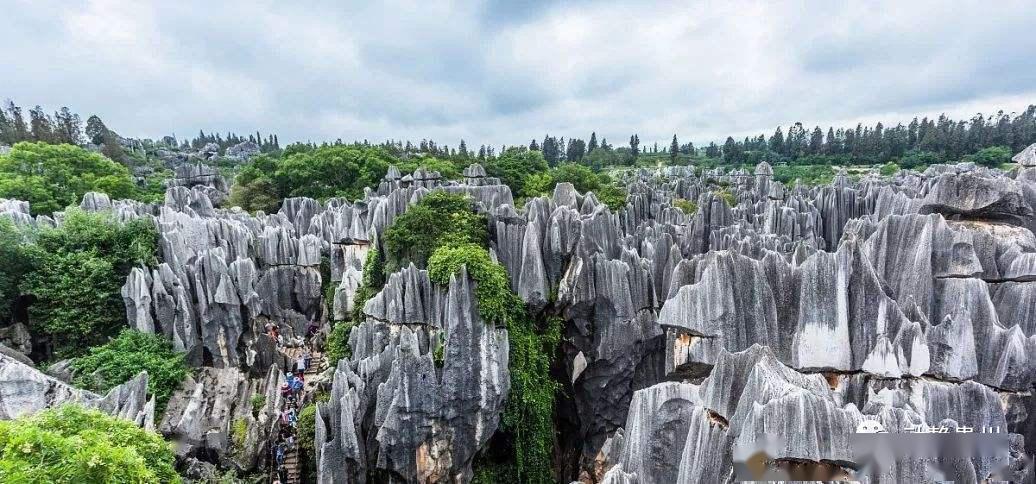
0;352;154;428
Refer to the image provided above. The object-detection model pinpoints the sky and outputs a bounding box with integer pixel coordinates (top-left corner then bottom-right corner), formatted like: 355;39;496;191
2;0;1035;148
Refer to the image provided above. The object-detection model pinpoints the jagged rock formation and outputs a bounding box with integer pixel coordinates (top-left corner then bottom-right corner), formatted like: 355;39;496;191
8;144;1036;481
0;352;155;428
159;365;284;472
316;266;509;482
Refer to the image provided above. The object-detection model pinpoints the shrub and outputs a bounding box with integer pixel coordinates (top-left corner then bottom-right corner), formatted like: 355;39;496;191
71;329;188;412
325;321;354;368
0;142;138;216
483;147;548;195
962;145;1012;168
879;162;901;176
0;405;180;483
383;191;487;271
0;219;31;321
897;149;943;169
297;404;318;481
275;145;396;201
250;394;266;416
715;189;737;207
672;198;698;216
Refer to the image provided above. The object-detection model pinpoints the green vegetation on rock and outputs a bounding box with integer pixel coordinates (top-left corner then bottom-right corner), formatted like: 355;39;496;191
72;329;188;412
672;198;698;215
383;191;487;272
428;243;559;483
0;405;179;483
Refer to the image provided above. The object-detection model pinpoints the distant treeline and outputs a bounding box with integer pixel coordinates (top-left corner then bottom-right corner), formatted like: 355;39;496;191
7;97;1035;169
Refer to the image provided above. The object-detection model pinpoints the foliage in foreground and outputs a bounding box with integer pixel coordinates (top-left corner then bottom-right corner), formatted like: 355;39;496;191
0;405;179;483
19;209;157;357
71;329;188;412
428;243;559;483
0;142;138;216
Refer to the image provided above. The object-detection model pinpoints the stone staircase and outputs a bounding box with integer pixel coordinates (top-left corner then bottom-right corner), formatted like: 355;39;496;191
270;344;327;484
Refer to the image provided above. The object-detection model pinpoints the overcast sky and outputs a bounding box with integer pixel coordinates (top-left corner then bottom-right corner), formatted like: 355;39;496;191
2;0;1035;148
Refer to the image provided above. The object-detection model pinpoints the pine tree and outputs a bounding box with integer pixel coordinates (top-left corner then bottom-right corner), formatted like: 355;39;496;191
670;135;679;163
588;132;598;152
629;134;640;158
529;139;539;151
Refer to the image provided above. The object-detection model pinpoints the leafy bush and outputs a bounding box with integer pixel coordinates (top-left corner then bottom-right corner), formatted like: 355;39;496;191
325;321;354;368
251;394;266;416
20;209;156;357
297;404;318;481
275;145;396;201
962;145;1012;168
383;191;487;271
397;157;467;180
231;418;248;450
72;329;188;412
672;198;698;215
715;189;737;207
428;243;559;482
350;247;386;323
897;149;943;169
0;142;139;216
428;244;513;325
771;164;835;186
0;404;179;483
519;163;627;211
879;162;901;176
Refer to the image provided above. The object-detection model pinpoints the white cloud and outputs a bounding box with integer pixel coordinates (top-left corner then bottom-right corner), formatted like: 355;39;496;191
0;0;1033;148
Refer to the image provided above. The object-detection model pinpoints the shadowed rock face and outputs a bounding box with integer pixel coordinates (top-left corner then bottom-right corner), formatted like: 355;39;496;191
6;147;1036;481
315;266;509;483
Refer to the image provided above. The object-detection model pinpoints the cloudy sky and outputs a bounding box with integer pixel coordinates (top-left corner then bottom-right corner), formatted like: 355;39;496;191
2;0;1035;148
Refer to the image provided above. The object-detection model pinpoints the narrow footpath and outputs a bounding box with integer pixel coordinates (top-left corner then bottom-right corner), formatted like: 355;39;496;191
269;330;327;484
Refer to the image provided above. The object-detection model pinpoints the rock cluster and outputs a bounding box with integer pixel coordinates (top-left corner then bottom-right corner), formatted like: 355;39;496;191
0;352;155;428
8;139;1036;481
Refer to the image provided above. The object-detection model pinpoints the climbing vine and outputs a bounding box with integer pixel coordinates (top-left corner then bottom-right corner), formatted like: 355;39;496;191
428;243;559;483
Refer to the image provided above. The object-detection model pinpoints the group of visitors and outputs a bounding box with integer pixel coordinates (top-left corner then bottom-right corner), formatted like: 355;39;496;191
267;320;318;484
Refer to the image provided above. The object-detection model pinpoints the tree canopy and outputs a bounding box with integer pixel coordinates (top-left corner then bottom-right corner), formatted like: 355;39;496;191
18;209;157;357
0;142;137;216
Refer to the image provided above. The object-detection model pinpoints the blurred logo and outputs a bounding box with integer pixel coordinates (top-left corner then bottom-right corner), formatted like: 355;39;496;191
856;420;886;433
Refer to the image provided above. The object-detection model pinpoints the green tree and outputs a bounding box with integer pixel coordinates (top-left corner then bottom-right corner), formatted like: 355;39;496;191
670;134;679;163
275;145;396;201
72;329;188;412
0;219;30;322
483;147;549;196
0;405;180;483
0;142;137;216
21;209;156;357
382;191;487;271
